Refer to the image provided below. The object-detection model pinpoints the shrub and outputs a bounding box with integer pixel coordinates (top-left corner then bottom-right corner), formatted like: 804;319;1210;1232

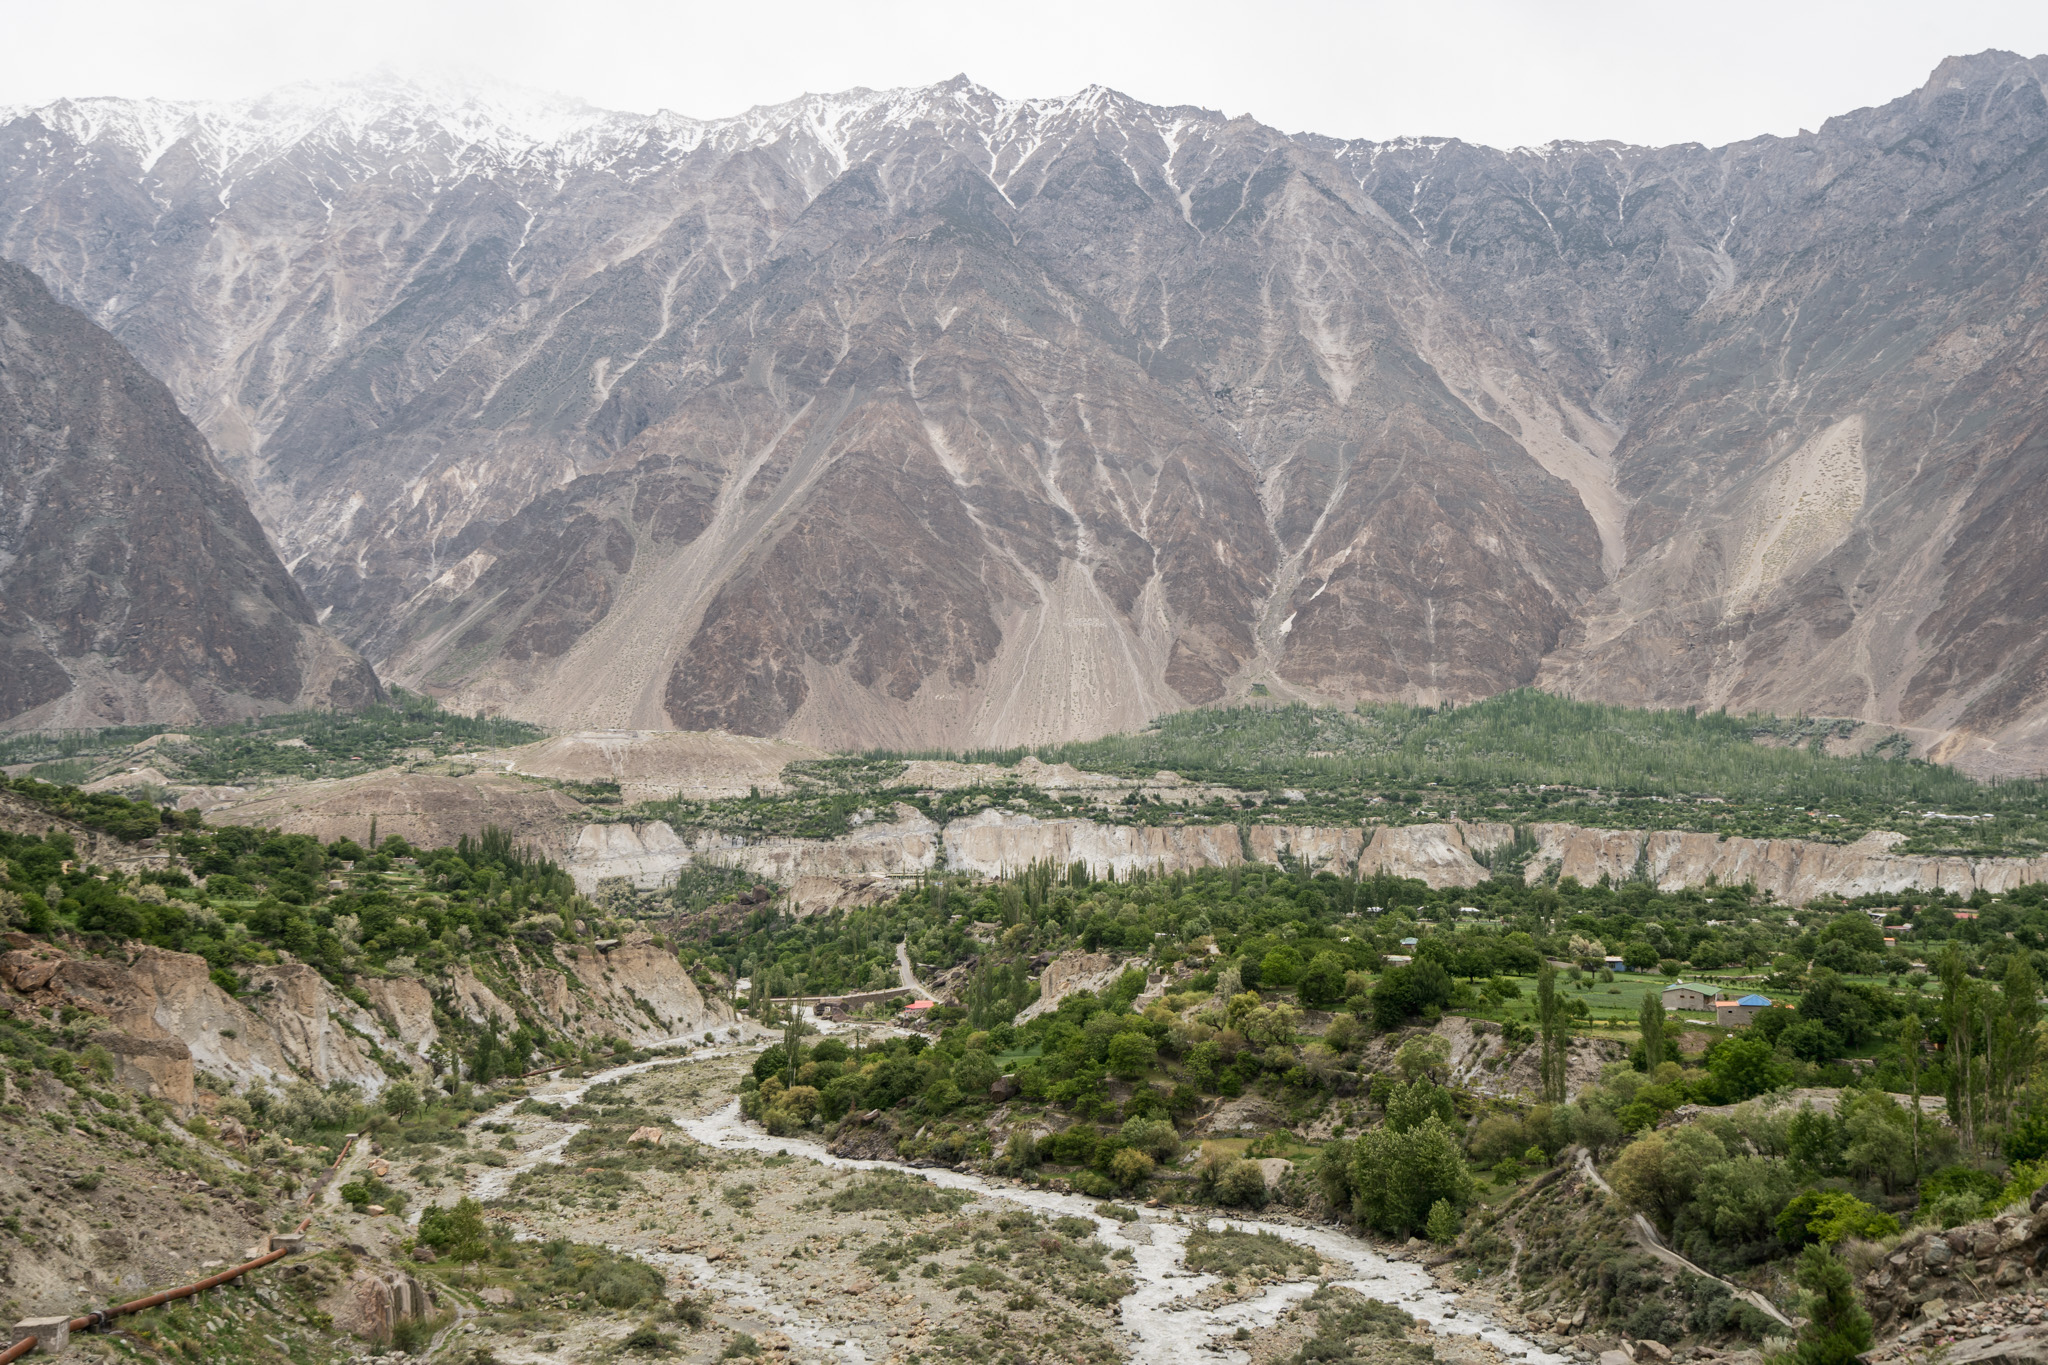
1120;1117;1181;1164
1425;1198;1461;1244
623;1322;676;1353
2006;1114;2048;1164
1109;1147;1155;1188
536;1240;667;1308
1917;1166;2003;1223
417;1196;490;1260
1183;1228;1317;1278
1776;1190;1898;1247
826;1172;971;1219
1216;1158;1270;1208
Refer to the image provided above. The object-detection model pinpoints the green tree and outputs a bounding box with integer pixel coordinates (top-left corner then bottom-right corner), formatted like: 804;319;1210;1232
1703;1035;1790;1103
1425;1198;1462;1244
1260;945;1305;987
1840;1090;1916;1194
1609;1125;1727;1229
1777;1190;1900;1248
1638;991;1666;1072
1791;1244;1873;1365
1107;1032;1158;1080
1385;1077;1457;1134
1350;1116;1476;1238
1687;1156;1802;1245
1900;1012;1924;1180
1299;951;1348;1008
380;1080;420;1120
1395;1034;1449;1082
418;1196;490;1261
1942;944;1980;1154
1536;961;1567;1104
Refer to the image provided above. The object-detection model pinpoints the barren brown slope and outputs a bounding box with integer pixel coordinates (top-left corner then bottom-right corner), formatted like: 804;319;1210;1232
5;61;2048;762
0;257;378;729
381;136;1606;744
1532;53;2048;773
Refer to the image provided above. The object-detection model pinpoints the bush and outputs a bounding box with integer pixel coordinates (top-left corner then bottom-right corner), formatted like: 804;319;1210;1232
1425;1198;1461;1244
536;1239;667;1308
1183;1228;1317;1277
623;1322;676;1353
1216;1158;1270;1208
417;1197;490;1261
1109;1147;1155;1188
2006;1113;2048;1164
826;1172;971;1219
1917;1166;2003;1223
1776;1190;1898;1247
1119;1117;1181;1164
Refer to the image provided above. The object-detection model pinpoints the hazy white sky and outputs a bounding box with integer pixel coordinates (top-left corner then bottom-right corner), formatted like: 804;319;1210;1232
2;0;2045;148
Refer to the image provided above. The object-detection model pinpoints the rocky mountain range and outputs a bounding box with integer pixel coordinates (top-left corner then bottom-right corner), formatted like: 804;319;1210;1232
0;256;377;727
2;55;2044;769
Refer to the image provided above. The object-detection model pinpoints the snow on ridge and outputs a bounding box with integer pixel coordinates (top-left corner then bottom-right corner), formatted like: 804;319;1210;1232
8;71;1245;185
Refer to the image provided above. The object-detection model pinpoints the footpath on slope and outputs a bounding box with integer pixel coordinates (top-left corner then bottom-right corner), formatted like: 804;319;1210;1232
896;940;946;1001
1573;1149;1793;1328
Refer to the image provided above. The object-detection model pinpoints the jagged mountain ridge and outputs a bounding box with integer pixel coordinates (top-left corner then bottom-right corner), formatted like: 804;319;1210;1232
2;56;2045;767
0;257;379;728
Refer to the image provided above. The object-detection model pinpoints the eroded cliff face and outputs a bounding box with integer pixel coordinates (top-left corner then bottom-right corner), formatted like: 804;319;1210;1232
1522;824;2048;904
0;942;399;1107
0;930;732;1114
566;809;2048;907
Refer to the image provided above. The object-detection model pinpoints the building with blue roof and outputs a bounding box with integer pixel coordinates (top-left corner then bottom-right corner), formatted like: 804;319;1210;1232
1716;993;1775;1027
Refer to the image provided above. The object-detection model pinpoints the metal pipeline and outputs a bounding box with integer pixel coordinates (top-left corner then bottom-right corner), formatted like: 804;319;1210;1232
69;1245;295;1333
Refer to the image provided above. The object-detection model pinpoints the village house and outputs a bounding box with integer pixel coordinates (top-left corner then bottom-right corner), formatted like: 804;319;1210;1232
1716;993;1775;1027
1661;981;1712;1012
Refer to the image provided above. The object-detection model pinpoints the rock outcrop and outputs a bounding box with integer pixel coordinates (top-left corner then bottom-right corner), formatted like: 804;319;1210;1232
567;808;2048;908
1017;951;1125;1021
1523;824;2048;904
1860;1196;2048;1332
568;805;942;895
0;930;731;1113
0;257;377;730
0;942;400;1107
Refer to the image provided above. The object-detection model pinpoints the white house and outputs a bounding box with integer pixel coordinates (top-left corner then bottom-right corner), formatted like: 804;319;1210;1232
1661;982;1711;1012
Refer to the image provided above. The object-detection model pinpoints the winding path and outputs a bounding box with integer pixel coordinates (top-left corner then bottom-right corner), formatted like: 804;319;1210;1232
896;940;944;1000
1572;1149;1793;1328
